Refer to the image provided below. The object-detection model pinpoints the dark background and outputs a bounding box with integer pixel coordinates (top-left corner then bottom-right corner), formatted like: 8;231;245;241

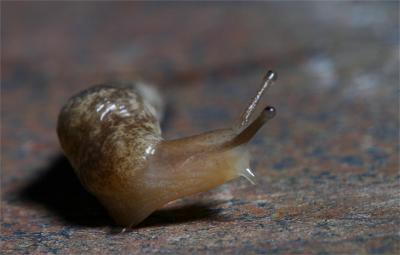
1;2;399;254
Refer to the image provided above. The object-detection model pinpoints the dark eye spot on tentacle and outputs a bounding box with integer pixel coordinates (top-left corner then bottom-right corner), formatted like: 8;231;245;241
265;70;277;81
264;106;276;119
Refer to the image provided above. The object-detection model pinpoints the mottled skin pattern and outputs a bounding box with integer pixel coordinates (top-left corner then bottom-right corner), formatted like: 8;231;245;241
57;82;164;224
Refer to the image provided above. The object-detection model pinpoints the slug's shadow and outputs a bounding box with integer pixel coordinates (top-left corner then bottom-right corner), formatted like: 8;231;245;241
19;155;112;227
19;155;224;228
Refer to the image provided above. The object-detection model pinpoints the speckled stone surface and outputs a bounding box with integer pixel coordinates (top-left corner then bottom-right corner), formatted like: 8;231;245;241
1;2;399;254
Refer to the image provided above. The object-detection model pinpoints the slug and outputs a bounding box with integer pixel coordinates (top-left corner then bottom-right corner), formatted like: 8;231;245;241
57;71;277;227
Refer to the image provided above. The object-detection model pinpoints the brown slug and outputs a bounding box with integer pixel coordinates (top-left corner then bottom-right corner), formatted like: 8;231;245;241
57;71;277;227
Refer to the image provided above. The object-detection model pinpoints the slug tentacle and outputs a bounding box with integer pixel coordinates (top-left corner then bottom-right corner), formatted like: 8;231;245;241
231;105;276;148
57;71;278;227
161;106;276;157
240;70;277;128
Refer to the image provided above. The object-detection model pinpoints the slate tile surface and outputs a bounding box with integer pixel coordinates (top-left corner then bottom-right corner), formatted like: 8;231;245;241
1;2;399;254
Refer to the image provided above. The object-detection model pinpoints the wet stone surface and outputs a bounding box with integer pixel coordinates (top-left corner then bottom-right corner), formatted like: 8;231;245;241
1;2;399;254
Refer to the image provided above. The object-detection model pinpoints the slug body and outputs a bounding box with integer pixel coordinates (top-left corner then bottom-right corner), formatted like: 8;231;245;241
57;72;277;227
